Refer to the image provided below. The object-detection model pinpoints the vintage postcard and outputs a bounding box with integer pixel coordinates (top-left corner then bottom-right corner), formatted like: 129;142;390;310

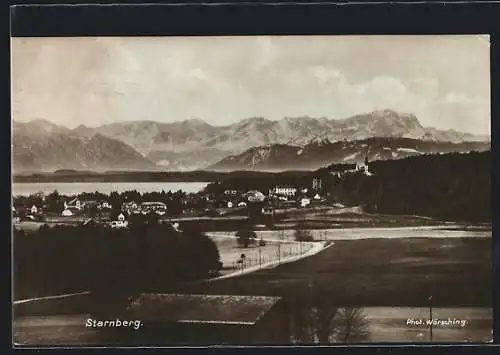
11;35;492;346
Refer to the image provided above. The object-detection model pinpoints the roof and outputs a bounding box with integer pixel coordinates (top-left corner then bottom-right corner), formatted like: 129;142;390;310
64;207;80;213
141;202;167;206
83;200;99;206
123;293;282;325
68;197;79;204
245;190;263;195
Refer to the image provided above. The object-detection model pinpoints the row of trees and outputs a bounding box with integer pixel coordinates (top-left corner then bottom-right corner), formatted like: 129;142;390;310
234;220;313;249
15;189;210;217
13;216;221;316
287;302;370;343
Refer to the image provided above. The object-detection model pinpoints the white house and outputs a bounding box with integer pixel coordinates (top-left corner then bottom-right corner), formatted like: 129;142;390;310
355;157;370;174
312;178;322;191
109;213;128;228
122;201;139;214
61;207;79;216
261;207;274;215
355;162;369;172
314;193;321;200
227;201;234;208
30;205;38;214
172;222;181;232
111;220;128;228
64;198;82;210
100;201;112;209
269;186;297;198
141;201;167;215
300;198;311;208
246;190;266;203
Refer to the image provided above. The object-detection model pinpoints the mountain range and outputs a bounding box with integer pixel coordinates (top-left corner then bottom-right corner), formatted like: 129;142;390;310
12;120;156;173
12;109;490;173
208;137;491;171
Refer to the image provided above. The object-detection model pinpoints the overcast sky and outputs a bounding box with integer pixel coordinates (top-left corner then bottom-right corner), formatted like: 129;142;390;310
11;35;490;134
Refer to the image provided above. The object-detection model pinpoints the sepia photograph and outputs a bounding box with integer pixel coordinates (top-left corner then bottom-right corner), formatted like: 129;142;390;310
11;35;492;346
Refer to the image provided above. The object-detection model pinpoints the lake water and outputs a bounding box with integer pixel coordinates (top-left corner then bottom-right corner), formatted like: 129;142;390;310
12;182;209;196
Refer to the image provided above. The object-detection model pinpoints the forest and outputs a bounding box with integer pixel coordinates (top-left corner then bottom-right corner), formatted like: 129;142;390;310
319;151;491;222
13;216;221;315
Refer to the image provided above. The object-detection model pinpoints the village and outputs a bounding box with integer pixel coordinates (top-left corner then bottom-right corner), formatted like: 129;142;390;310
12;160;373;229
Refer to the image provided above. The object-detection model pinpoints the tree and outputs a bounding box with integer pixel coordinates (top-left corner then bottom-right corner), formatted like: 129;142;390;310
109;191;121;210
181;226;222;279
332;308;370;343
167;196;183;216
289;304;370;344
288;282;370;344
88;205;99;218
294;220;314;242
45;190;63;213
14;219;222;318
236;227;257;248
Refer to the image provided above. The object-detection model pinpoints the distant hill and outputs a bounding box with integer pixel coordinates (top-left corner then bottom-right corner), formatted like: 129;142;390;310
63;109;490;171
317;150;491;222
13;120;157;173
207;150;491;223
209;137;491;172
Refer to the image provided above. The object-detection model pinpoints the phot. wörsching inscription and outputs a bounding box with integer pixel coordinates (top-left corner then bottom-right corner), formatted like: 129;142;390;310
406;318;468;328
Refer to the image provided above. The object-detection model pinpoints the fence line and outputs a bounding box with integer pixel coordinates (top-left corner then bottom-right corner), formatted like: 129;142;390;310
225;242;315;273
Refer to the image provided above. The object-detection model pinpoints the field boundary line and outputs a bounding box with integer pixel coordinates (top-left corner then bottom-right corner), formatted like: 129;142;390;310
204;241;334;282
13;291;91;305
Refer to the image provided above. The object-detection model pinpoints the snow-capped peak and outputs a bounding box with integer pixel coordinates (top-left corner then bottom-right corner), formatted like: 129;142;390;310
308;136;331;146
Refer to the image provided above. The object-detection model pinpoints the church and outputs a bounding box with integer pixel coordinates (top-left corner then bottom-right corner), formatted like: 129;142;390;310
355;156;370;174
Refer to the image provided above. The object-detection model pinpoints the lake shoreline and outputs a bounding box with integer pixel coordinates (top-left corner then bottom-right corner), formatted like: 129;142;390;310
12;181;209;196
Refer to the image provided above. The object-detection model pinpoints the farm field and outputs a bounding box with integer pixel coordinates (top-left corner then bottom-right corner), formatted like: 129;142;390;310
180;236;492;308
208;225;491;243
178;235;493;343
13;236;492;345
208;234;316;276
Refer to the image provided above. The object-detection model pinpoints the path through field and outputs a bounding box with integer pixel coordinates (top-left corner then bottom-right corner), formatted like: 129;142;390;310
206;233;328;279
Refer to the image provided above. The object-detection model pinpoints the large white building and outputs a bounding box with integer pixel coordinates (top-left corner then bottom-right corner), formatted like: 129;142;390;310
246;190;266;203
269;186;297;198
141;201;168;215
312;178;322;191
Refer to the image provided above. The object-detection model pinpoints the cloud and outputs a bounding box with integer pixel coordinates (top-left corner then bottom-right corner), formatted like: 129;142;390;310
440;92;490;134
11;36;490;135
